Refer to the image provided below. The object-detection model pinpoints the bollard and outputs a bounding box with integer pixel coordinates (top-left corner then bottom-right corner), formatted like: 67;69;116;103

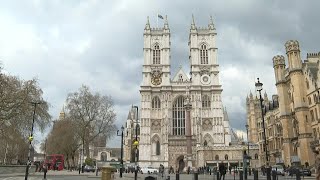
216;171;220;180
194;172;198;180
253;169;258;180
176;173;179;180
249;168;252;176
239;171;243;180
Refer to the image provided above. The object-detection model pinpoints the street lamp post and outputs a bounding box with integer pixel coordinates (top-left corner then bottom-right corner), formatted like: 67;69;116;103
117;126;125;178
245;124;249;155
245;124;251;176
255;78;271;180
133;106;139;180
25;102;41;180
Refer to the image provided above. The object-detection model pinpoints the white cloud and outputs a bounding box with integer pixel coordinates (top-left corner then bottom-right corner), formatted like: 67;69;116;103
1;0;320;149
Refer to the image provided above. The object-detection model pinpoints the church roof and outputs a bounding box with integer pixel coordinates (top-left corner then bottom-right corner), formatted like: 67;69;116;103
172;66;189;82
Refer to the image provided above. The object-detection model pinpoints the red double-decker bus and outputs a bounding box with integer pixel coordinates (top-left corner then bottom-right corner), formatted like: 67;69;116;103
45;154;64;171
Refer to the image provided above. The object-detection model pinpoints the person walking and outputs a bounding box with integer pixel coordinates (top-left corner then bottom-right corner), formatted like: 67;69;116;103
219;162;226;180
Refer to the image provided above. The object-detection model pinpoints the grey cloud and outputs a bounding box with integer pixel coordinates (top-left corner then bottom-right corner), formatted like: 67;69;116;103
1;0;320;148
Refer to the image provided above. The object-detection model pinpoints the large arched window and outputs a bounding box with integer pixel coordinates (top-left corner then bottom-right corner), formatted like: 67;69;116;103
200;44;208;64
156;141;160;155
152;96;161;109
202;95;211;108
172;96;185;135
153;44;161;64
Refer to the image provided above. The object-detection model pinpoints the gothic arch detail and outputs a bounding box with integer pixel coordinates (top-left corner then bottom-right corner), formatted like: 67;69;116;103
151;134;161;155
203;133;213;146
152;96;161;109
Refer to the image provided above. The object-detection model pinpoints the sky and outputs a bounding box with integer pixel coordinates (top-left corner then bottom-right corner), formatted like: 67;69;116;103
1;0;320;150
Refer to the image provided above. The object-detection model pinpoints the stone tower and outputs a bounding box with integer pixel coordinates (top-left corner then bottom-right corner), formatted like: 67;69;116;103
285;40;313;166
273;54;293;165
246;92;259;143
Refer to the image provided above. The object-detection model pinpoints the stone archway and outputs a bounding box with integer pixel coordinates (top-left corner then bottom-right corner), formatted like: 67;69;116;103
176;155;185;173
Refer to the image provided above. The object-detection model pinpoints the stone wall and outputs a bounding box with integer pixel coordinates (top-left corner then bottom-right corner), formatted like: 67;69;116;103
0;165;35;174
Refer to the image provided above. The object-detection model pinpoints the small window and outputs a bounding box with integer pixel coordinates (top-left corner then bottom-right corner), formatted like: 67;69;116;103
202;95;211;108
156;141;160;155
179;74;183;82
255;154;258;159
215;155;219;160
204;140;207;146
152;96;161;109
225;154;228;160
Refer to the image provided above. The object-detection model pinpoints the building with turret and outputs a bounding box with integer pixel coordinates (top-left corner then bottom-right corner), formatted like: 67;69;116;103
123;16;259;171
247;40;320;168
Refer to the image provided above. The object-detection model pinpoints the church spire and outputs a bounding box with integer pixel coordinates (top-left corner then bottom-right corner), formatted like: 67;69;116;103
191;14;196;30
208;15;215;30
145;16;150;30
164;15;169;30
59;105;65;120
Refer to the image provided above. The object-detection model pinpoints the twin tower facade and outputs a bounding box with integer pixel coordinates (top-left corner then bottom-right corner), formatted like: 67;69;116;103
124;16;232;170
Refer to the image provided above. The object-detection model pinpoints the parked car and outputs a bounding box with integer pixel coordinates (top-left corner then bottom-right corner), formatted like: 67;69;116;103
271;165;285;176
141;166;159;174
300;168;311;176
84;165;95;172
287;166;311;176
237;167;243;172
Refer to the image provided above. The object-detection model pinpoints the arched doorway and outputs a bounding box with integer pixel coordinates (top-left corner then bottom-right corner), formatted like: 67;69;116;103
100;152;107;161
176;156;185;173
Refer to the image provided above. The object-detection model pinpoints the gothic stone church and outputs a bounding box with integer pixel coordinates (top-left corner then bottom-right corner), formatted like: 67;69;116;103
123;16;258;171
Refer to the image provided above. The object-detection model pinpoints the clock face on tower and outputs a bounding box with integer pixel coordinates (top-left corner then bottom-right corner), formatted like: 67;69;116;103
151;69;163;86
151;76;162;85
200;74;211;85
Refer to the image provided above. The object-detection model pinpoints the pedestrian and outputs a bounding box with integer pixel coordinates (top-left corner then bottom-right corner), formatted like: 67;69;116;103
43;163;48;180
219;162;226;180
314;148;320;180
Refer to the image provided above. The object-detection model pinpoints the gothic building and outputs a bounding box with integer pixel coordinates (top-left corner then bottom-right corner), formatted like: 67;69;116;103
247;40;320;167
123;16;259;171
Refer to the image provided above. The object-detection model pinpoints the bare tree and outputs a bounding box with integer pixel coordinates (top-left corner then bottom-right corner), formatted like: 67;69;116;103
66;85;116;157
42;117;79;169
0;68;51;164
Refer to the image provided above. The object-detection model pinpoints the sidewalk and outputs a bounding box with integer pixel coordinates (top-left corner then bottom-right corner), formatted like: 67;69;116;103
0;170;101;178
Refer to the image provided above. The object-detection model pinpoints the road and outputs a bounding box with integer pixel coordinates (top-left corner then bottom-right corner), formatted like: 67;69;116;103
0;172;315;180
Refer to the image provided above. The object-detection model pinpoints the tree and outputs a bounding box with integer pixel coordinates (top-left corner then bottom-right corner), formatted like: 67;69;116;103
41;117;79;169
66;85;116;158
0;67;51;164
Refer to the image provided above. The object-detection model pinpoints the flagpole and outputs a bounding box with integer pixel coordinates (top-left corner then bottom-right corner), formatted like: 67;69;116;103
157;13;159;28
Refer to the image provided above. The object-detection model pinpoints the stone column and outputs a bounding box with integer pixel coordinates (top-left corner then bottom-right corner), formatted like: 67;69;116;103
185;87;193;168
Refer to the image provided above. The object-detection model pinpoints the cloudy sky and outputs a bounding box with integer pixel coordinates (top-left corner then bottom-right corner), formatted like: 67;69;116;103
1;0;320;149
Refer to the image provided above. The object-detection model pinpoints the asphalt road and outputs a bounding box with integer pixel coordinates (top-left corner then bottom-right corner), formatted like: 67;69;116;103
0;173;315;180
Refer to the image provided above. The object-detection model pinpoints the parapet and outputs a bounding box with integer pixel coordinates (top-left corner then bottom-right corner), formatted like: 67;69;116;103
273;55;285;67
307;52;320;58
285;40;300;53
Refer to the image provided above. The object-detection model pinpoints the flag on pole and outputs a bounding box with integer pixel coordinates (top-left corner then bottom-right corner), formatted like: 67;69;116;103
158;14;164;19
